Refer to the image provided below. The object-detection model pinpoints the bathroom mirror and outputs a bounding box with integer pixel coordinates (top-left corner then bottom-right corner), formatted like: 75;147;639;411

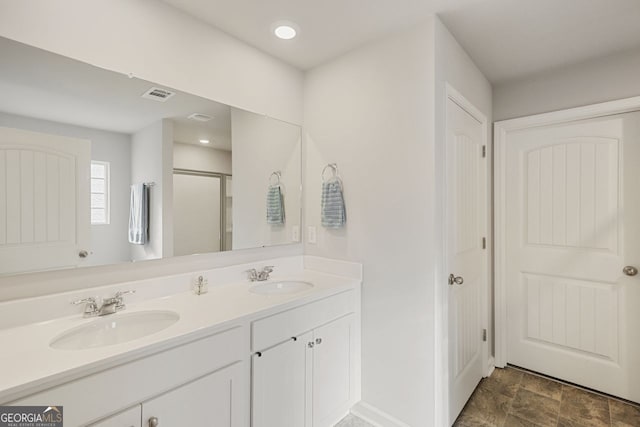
0;37;302;275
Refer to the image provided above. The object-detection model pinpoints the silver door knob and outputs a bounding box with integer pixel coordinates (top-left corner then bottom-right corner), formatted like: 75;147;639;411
148;417;159;427
78;250;89;258
448;274;464;285
623;266;638;276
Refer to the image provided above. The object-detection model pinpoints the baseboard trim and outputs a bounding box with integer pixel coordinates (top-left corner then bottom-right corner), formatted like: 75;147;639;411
486;356;496;377
350;401;411;427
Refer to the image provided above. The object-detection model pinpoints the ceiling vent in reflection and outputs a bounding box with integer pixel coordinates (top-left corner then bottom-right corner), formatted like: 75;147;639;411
187;113;214;122
141;87;176;102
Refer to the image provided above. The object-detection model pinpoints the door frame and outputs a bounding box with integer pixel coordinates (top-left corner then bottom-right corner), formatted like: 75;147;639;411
173;168;231;252
442;84;490;424
493;95;640;367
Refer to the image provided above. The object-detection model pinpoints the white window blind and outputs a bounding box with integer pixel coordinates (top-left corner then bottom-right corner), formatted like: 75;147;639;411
90;161;110;225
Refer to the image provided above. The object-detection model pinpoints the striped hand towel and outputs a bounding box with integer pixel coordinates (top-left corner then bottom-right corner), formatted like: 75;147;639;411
267;185;285;225
321;179;346;228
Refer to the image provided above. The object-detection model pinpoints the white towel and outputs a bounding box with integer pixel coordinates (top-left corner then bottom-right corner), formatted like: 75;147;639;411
128;184;149;244
266;185;285;225
321;179;346;228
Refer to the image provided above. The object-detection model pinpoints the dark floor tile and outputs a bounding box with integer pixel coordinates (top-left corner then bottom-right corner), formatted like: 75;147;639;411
609;399;640;427
560;386;611;427
480;367;523;398
454;411;497;427
520;372;563;401
557;416;610;427
510;388;561;427
504;414;546;427
463;385;512;426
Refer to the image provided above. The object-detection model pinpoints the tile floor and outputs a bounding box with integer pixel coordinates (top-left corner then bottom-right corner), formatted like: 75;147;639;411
335;367;640;427
454;366;640;427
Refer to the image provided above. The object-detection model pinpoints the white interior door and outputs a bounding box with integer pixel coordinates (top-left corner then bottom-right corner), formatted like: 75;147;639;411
0;126;90;274
503;111;640;403
173;172;221;256
446;97;487;423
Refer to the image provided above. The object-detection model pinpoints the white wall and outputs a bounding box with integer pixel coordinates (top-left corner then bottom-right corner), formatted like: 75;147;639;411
0;111;132;266
433;17;492;424
493;46;640;121
304;20;436;426
131;119;173;261
232;108;301;250
0;0;303;125
173;142;232;175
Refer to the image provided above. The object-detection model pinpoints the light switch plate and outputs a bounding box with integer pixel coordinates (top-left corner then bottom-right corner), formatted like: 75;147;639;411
292;225;300;242
307;226;317;244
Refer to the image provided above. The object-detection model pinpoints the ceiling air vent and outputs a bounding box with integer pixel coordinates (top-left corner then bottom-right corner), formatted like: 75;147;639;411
188;113;214;122
141;87;176;102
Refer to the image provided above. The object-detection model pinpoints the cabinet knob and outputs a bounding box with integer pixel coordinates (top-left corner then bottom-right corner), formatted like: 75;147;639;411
315;338;322;345
308;342;314;348
79;250;89;258
149;416;159;427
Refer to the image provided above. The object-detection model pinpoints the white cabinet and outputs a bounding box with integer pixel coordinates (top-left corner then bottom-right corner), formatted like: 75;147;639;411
91;363;243;427
90;406;141;427
251;311;357;427
312;315;356;427
252;333;311;427
11;327;247;427
142;363;243;427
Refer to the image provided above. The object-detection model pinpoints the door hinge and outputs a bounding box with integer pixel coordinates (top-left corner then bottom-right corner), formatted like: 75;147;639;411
482;237;486;249
482;145;486;158
482;329;487;342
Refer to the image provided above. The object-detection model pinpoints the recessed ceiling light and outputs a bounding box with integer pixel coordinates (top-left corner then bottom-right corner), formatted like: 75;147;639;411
272;21;299;40
199;139;210;144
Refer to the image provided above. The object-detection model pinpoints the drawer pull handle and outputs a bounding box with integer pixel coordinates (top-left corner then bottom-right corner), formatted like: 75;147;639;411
255;351;262;357
291;336;297;341
315;338;322;345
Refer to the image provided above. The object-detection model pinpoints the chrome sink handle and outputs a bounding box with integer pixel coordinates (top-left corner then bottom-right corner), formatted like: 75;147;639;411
113;290;136;311
246;268;258;281
71;297;99;317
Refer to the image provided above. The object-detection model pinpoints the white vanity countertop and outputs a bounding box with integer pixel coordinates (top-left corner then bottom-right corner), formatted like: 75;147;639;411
0;269;360;403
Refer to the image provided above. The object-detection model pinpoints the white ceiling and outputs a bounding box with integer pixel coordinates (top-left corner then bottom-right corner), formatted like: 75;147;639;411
163;0;640;83
0;37;233;150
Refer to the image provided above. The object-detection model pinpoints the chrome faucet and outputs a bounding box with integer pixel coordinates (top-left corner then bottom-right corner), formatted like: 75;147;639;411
72;290;136;317
246;266;274;282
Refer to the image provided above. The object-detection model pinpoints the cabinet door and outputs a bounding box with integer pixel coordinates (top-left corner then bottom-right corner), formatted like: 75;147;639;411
252;332;312;427
89;405;141;427
142;363;244;427
313;315;355;427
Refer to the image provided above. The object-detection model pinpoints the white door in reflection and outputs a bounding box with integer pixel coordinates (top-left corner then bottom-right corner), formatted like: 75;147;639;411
0;126;91;274
173;172;221;256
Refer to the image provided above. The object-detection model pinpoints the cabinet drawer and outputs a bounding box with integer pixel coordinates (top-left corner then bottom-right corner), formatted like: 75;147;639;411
252;290;355;351
11;326;245;427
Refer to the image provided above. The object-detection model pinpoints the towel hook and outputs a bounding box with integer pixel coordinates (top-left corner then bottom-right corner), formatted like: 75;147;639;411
322;163;339;183
269;171;282;186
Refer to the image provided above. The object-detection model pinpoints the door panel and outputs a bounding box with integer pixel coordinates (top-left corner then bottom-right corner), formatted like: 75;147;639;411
504;112;640;403
173;173;221;256
90;405;141;427
312;315;355;427
446;98;486;423
142;364;242;427
252;333;311;427
0;126;90;274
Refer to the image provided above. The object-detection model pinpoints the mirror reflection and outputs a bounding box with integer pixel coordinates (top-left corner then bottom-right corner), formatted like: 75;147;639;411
0;37;302;275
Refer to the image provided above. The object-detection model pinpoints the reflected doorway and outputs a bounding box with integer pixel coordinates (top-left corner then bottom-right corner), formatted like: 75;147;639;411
173;169;232;256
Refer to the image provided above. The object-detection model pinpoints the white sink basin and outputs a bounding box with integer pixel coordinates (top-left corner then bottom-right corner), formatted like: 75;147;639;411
249;281;314;295
50;310;180;350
